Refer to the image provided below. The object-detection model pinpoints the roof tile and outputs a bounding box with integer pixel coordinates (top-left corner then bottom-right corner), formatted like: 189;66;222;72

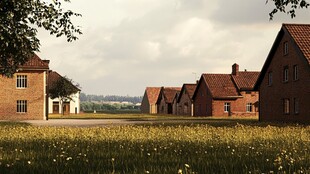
284;24;310;64
145;87;161;105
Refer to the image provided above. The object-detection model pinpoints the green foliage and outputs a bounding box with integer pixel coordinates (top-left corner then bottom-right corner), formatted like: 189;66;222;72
267;0;309;19
49;76;80;101
0;0;82;76
0;123;309;173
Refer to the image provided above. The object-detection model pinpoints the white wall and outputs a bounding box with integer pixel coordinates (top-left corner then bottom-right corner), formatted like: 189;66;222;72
48;92;80;114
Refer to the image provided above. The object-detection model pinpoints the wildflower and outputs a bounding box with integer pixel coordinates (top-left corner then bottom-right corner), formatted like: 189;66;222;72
53;159;56;162
185;164;190;168
27;161;31;165
178;169;183;174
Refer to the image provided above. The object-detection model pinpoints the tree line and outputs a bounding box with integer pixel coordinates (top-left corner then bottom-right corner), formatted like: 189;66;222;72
80;93;142;104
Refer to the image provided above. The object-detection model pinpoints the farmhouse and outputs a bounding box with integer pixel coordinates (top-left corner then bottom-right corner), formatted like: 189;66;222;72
193;63;259;117
176;83;197;116
254;24;310;122
156;87;181;114
140;87;161;114
0;54;49;120
48;71;81;115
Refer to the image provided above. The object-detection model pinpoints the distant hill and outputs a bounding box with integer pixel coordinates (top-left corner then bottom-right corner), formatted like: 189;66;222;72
80;93;142;104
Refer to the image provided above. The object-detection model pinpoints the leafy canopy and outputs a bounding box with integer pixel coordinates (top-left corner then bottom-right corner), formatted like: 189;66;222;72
49;75;80;102
0;0;82;76
267;0;310;19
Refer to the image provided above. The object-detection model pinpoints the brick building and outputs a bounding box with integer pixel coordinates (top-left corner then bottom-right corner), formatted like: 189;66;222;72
48;71;81;115
156;87;181;114
140;87;161;114
0;55;49;120
193;64;259;117
254;24;310;122
176;84;197;116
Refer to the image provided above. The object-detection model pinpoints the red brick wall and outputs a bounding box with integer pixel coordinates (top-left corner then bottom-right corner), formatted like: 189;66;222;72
194;80;212;116
259;33;310;122
212;92;259;116
157;93;168;114
0;70;46;120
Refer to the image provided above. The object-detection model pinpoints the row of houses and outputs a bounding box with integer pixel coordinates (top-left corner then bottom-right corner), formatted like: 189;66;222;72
0;54;80;120
141;23;310;122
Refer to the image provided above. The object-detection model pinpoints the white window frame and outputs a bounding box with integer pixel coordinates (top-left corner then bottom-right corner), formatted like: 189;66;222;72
17;100;27;113
224;103;230;113
246;103;252;112
16;75;27;88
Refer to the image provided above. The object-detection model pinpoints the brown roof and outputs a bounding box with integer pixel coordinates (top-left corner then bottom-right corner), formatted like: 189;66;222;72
48;71;80;91
145;87;161;105
20;54;49;70
177;83;197;102
203;74;239;98
163;87;181;103
232;72;260;90
284;24;310;64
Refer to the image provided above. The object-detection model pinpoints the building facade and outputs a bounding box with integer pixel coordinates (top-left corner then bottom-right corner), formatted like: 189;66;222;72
254;24;310;122
140;87;161;114
0;55;49;120
156;87;181;114
193;64;259;117
177;84;197;116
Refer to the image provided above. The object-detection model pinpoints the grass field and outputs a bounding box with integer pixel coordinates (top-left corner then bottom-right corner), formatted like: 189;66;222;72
0;116;309;173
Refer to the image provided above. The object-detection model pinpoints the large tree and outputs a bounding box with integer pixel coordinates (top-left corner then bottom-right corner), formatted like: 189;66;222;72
49;75;80;115
0;0;82;76
267;0;309;19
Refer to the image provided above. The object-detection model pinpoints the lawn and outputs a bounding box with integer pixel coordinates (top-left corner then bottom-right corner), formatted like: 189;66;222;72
0;118;309;173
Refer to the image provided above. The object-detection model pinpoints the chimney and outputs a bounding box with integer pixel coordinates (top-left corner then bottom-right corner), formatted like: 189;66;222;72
232;63;239;76
43;60;50;64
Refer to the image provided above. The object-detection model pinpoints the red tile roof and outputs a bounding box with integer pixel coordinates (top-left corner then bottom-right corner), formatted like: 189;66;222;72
284;24;310;64
232;72;260;90
163;87;181;103
184;84;197;99
203;74;239;98
20;54;49;70
145;87;161;105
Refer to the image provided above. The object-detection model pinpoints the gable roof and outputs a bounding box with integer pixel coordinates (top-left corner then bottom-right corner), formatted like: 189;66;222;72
203;74;239;98
20;54;49;70
254;23;310;90
232;72;260;90
144;87;161;105
284;24;310;64
48;71;80;91
177;83;197;102
157;87;181;104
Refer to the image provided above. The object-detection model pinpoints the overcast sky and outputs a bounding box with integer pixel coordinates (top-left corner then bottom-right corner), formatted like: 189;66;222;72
37;0;310;96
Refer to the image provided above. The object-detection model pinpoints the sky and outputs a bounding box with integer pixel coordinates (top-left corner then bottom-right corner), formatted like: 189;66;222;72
37;0;310;96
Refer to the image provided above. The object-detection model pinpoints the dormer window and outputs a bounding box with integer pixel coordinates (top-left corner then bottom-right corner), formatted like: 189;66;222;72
284;41;288;55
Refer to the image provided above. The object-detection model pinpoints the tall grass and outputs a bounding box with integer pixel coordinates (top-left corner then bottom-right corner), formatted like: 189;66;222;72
0;122;309;173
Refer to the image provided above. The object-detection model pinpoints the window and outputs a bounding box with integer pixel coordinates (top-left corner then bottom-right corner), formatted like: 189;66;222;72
294;98;299;114
293;65;298;81
246;103;252;112
268;72;272;86
224;103;231;113
17;100;27;113
16;75;27;88
283;67;289;82
283;99;290;115
284;41;288;55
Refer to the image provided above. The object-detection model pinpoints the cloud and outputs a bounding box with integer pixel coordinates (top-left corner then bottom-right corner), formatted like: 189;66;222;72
37;0;310;96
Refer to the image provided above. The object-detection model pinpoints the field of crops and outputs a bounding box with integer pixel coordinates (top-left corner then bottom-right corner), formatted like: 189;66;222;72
0;121;309;173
